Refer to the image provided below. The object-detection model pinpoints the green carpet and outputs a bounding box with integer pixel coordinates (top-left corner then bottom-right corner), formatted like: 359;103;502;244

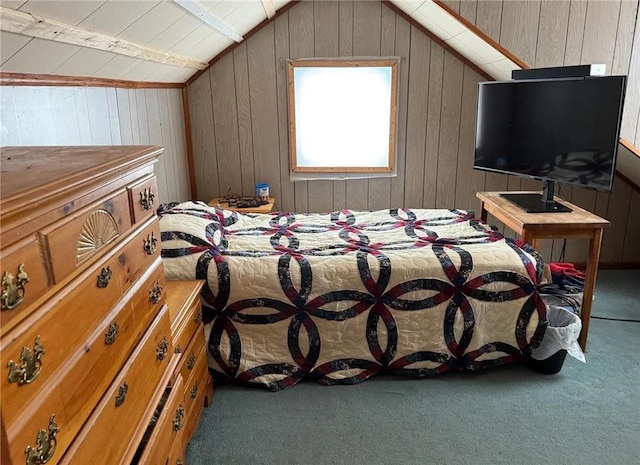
186;270;640;465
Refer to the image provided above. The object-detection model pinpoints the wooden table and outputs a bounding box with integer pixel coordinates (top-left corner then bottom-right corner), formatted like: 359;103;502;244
476;191;609;351
208;196;276;214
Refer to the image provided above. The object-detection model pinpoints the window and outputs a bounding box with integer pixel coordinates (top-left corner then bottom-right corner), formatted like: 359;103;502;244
288;58;399;174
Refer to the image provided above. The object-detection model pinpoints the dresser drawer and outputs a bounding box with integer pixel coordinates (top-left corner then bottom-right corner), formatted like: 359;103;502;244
181;344;207;419
1;219;162;429
174;306;203;358
3;261;166;465
59;260;167;431
60;305;174;465
0;236;49;332
183;351;212;447
136;376;186;465
168;437;187;465
40;189;133;284
178;328;205;391
169;287;204;357
129;175;158;224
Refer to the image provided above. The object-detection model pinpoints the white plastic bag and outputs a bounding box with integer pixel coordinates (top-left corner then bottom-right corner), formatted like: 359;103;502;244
532;305;586;363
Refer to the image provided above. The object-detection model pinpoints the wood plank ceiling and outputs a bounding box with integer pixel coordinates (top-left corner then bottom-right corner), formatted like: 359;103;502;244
0;0;290;82
0;0;521;83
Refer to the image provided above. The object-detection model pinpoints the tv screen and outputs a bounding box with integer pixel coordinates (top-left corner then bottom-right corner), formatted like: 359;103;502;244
474;76;626;192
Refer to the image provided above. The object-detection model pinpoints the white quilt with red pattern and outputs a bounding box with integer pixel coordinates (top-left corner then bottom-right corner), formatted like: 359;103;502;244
159;201;547;390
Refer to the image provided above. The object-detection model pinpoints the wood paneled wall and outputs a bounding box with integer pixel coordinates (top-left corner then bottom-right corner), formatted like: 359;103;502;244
188;0;639;265
0;85;191;204
456;0;640;149
188;0;488;214
453;0;640;265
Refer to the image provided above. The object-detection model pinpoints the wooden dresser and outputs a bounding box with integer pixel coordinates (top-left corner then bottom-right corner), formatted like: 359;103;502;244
1;146;212;465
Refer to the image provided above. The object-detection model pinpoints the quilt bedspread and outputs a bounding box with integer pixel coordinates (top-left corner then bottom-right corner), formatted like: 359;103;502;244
159;201;547;390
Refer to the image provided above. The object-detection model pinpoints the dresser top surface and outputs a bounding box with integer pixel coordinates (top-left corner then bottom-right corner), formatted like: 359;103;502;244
1;145;162;200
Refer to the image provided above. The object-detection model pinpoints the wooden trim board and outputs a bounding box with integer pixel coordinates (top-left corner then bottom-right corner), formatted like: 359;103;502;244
0;72;184;89
620;138;640;159
574;261;640;270
431;0;530;70
0;6;207;70
181;86;198;200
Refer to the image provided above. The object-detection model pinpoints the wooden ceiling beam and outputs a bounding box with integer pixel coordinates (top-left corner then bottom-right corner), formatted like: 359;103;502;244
261;0;276;19
172;0;243;43
0;71;184;88
0;6;208;70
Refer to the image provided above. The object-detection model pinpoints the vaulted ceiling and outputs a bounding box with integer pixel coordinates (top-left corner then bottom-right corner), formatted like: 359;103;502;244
1;0;638;186
0;0;520;83
0;0;291;82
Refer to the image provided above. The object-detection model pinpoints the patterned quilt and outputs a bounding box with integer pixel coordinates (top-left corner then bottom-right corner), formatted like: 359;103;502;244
159;201;547;391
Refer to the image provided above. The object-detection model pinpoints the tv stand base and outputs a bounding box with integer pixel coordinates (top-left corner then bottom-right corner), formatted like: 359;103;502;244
500;193;572;213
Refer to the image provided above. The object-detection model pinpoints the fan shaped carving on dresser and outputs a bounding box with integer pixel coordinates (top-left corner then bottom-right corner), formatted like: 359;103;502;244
76;210;119;263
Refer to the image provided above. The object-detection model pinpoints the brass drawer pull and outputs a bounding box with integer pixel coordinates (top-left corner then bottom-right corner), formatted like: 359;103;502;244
25;414;59;465
140;187;155;210
96;267;112;288
186;354;196;370
1;263;29;310
156;338;169;361
190;381;199;400
194;309;202;324
174;344;182;354
149;281;163;304
105;322;119;345
7;335;44;385
143;232;157;255
115;382;128;407
172;405;185;432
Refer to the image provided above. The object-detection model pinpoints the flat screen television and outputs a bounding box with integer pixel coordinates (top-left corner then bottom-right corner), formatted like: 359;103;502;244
474;75;626;213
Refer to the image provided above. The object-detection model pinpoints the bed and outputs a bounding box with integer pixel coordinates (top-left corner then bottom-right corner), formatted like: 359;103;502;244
159;201;548;391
